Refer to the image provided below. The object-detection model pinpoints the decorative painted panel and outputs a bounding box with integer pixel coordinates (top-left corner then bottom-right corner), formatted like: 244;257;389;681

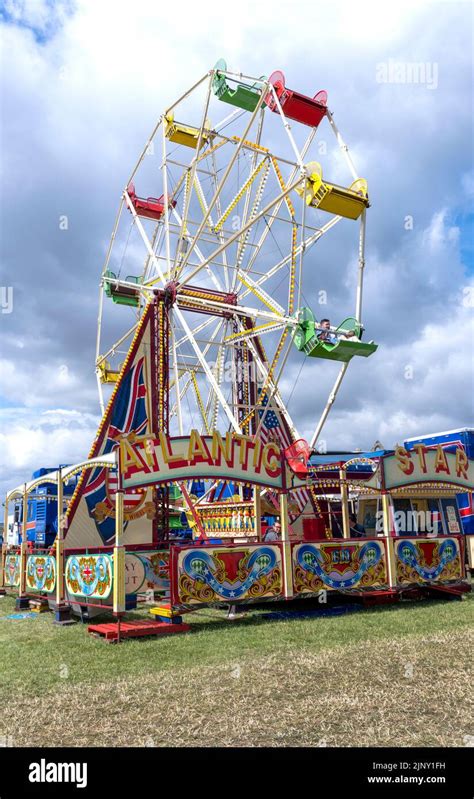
65;554;113;599
175;545;283;605
4;554;20;588
394;537;462;585
194;502;256;538
293;540;388;594
26;555;56;593
125;550;170;594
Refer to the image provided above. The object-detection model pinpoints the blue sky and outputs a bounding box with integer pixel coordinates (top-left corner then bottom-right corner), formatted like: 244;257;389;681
0;0;473;498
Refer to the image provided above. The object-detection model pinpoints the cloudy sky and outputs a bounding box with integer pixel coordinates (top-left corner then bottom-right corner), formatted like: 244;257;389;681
0;0;473;498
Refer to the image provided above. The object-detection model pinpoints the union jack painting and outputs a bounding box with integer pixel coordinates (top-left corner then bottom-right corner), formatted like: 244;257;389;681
257;389;310;521
83;356;149;543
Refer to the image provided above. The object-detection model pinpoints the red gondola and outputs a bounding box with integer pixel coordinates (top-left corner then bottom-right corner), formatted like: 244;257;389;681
265;70;327;128
126;183;176;222
285;439;312;477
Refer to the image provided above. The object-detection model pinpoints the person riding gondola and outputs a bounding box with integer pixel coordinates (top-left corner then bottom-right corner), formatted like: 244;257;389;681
318;318;357;345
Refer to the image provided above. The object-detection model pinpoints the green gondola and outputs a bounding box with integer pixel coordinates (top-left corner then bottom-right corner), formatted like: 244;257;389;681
292;307;378;363
104;270;142;308
213;58;266;113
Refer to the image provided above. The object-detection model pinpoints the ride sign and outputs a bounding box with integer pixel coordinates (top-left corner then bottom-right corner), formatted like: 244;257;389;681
383;445;474;490
119;430;284;490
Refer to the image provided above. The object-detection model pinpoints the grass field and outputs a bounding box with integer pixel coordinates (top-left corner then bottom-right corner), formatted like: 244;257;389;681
0;591;472;748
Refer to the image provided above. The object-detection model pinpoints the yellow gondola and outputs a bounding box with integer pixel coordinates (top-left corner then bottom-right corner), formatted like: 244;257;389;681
97;360;121;384
297;161;369;220
164;113;215;149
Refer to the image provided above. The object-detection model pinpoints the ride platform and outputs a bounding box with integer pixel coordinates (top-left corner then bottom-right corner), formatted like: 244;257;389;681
88;619;191;642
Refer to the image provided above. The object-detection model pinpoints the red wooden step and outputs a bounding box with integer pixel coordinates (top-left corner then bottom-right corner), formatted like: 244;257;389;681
88;619;190;641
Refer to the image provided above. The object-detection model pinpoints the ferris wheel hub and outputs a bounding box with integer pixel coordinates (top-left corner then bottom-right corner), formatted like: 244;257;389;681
163;281;178;308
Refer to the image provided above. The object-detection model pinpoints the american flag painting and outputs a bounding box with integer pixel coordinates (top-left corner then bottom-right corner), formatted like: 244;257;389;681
83;356;149;543
257;389;310;521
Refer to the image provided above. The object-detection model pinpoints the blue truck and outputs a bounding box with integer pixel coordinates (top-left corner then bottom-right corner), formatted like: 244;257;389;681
12;466;79;548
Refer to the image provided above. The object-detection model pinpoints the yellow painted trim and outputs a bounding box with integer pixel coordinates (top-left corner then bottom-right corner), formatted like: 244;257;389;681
113;547;125;614
279;493;294;598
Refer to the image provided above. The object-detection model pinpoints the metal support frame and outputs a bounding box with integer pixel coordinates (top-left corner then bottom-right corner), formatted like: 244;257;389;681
113;490;125;615
340;468;350;539
174;73;214;274
55;468;66;608
356;209;366;322
310;363;349;448
279;492;294;599
176;84;269;277
154;299;170;543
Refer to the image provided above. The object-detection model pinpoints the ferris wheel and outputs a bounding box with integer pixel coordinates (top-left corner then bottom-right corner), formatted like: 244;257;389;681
95;61;376;456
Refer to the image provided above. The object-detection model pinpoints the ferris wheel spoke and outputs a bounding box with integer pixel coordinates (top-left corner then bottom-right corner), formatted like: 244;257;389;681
267;83;306;171
192;172;216;232
170;373;196;421
160;122;173;275
175;316;216;350
142;223;166;283
310;362;350;447
236;322;298;439
174;74;214;275
196;316;228;433
234;106;266;270
176;292;292;326
180;174;305;288
124;188;168;286
208;149;230;292
190;371;211;435
96;320;140;368
173;306;241;433
224;321;287;345
253;334;294;440
355;210;367;323
206;319;229;432
126;116;163;189
238;128;316;280
213;157;268;234
175;93;267;277
169;309;183;434
233;160;271;285
326;109;359;182
170;207;224;292
239;215;342;301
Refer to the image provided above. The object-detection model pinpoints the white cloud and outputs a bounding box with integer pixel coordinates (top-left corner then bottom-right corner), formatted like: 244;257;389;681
422;209;460;252
0;358;96;408
0;407;100;497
